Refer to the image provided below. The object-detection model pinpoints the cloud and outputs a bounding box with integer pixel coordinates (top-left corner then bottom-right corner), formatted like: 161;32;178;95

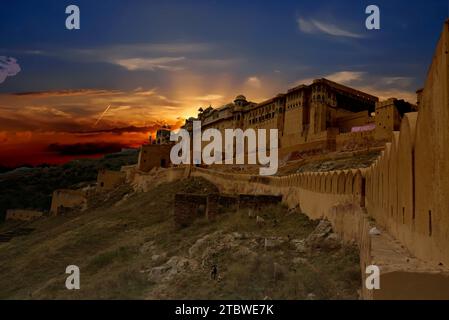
46;142;127;156
24;106;72;118
358;87;417;103
0;56;21;84
114;57;186;71
297;17;364;39
13;89;121;97
379;77;413;88
193;94;224;101
246;76;262;88
325;71;366;85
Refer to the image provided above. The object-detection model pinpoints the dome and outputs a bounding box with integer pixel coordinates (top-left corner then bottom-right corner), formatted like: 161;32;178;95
234;95;247;102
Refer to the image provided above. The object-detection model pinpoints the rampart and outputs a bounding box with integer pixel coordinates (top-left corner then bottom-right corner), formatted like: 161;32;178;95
97;169;126;191
50;189;87;216
5;210;44;222
183;22;449;299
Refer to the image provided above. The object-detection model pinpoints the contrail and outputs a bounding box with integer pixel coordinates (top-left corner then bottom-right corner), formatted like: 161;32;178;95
93;105;111;127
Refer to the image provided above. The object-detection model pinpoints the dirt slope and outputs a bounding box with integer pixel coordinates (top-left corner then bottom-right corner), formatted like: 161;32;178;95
0;178;360;300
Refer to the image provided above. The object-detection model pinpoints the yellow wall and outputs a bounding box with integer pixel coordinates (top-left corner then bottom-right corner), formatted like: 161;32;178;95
6;210;43;221
50;189;87;216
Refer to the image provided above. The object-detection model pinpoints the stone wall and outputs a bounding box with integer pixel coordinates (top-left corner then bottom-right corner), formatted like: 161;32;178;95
335;129;377;151
5;210;44;221
137;144;172;172
189;21;449;269
134;21;449;299
50;189;87;216
174;193;209;227
97;169;126;191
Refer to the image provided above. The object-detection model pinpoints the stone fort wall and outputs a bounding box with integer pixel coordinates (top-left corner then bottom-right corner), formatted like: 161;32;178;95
5;209;44;221
50;189;87;216
182;20;449;300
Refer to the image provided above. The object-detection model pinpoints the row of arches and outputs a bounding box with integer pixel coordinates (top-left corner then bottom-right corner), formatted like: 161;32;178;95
268;169;363;196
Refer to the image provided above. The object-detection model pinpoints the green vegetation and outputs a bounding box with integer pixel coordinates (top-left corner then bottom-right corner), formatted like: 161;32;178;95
0;150;138;221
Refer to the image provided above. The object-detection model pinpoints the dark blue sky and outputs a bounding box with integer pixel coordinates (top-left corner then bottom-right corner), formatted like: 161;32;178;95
1;0;448;102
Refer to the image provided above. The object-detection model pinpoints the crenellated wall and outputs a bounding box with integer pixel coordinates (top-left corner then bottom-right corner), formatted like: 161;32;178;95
186;22;449;296
191;21;449;268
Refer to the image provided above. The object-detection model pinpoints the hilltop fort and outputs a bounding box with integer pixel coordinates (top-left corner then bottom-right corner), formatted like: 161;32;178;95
4;20;449;300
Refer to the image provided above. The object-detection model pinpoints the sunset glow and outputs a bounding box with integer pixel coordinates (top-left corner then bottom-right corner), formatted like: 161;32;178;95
1;0;446;167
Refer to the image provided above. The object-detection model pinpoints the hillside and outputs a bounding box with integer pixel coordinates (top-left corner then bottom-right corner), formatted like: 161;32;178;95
0;177;360;300
0;150;138;221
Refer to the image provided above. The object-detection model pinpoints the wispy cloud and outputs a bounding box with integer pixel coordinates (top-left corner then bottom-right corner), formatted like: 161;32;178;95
245;76;262;88
193;94;224;101
325;71;366;84
114;57;186;71
297;17;364;39
0;56;21;84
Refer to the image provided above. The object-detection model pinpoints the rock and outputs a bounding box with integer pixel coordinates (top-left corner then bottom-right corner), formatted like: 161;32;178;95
149;256;198;282
264;237;284;250
292;257;308;265
369;227;381;235
232;232;248;240
189;233;215;258
140;240;155;254
256;216;266;225
306;293;317;300
322;233;341;250
306;220;333;247
291;239;307;253
273;262;287;280
314;220;333;236
149;265;171;279
151;253;167;262
232;246;256;260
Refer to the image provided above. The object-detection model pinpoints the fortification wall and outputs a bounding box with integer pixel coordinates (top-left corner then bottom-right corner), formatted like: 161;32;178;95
137;144;172;172
413;20;449;265
131;167;187;193
50;189;87;216
121;165;137;182
191;21;449;267
97;169;126;191
335;129;377;151
190;164;449;299
5;209;44;221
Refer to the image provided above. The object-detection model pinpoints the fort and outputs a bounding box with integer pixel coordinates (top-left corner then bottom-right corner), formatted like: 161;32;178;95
179;81;415;159
41;20;449;299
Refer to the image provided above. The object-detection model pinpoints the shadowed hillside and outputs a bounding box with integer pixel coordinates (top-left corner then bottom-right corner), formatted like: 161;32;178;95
0;177;360;300
0;150;138;221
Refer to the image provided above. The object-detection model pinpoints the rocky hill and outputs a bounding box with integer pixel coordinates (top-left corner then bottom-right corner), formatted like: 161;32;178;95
0;177;360;299
0;150;138;221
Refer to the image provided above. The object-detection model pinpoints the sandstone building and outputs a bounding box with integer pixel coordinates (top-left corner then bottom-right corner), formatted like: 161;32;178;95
183;78;416;156
137;127;174;172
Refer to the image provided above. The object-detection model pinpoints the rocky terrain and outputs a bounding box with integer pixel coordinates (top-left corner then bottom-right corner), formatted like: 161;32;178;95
0;177;361;300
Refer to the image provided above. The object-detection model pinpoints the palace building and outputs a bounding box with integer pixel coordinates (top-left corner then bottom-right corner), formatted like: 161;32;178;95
183;78;417;157
137;77;417;172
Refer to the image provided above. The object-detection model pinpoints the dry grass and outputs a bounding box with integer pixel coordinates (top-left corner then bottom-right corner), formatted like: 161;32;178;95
0;177;360;300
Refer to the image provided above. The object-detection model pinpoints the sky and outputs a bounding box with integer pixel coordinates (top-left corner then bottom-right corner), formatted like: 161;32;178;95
0;0;448;167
